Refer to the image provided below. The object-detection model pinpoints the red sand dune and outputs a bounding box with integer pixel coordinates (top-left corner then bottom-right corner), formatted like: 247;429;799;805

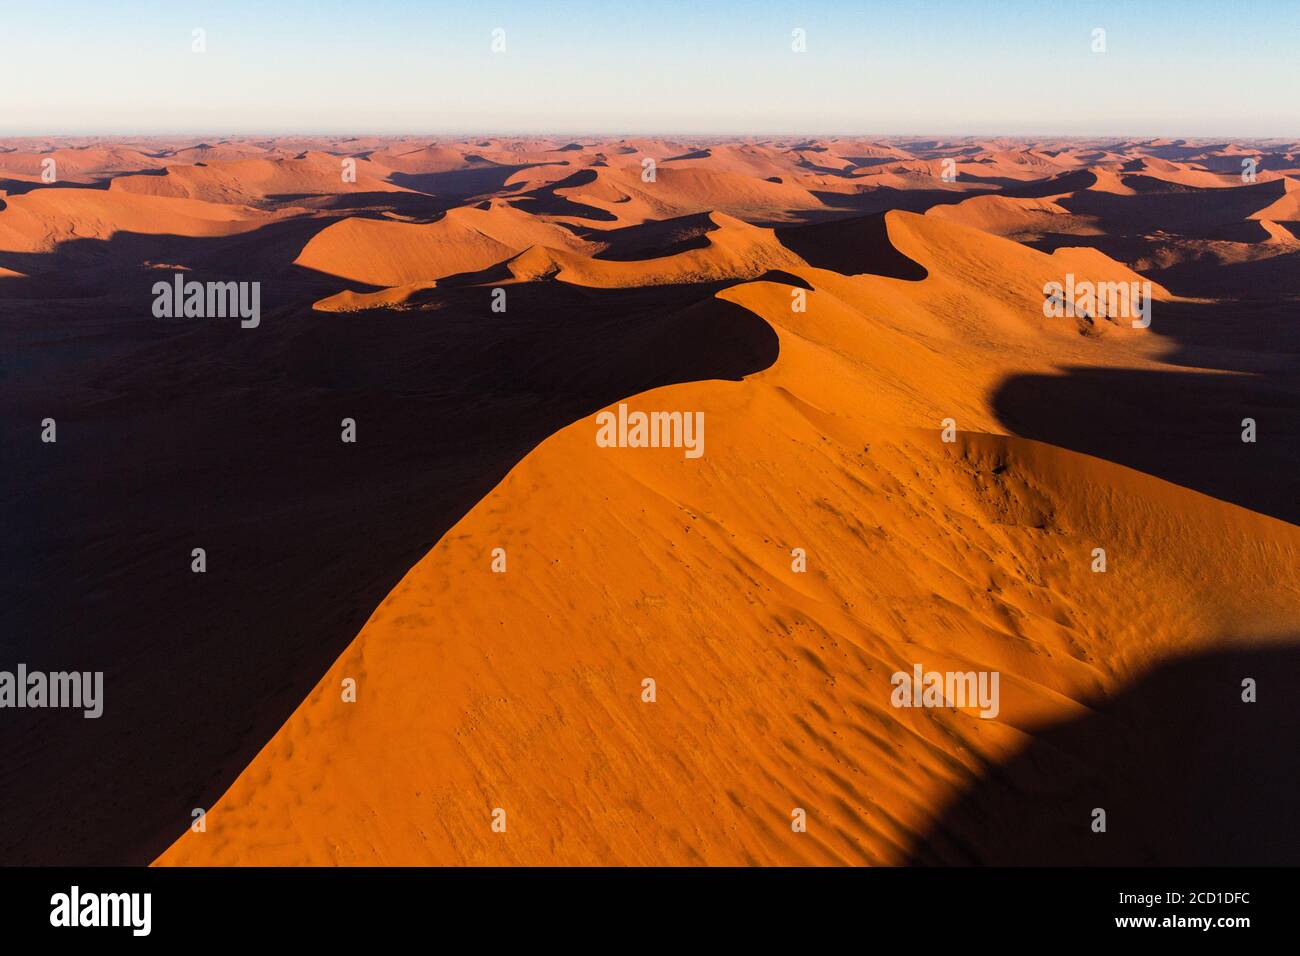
0;187;269;253
156;203;1298;866
3;134;1298;868
109;154;409;204
295;199;593;286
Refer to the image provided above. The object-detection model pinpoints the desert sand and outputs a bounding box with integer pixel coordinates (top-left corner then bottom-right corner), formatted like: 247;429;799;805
2;136;1297;866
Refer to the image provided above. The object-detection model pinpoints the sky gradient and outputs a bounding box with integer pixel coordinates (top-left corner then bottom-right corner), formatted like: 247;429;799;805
2;0;1296;136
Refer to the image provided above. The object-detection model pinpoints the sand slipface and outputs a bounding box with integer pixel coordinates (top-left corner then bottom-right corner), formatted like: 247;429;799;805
3;136;1298;867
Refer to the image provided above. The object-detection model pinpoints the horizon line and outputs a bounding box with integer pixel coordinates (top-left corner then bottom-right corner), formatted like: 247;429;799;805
3;130;1298;142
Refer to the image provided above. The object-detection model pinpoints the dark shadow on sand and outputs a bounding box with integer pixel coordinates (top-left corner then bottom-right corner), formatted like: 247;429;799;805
775;212;928;280
906;642;1300;865
991;296;1300;526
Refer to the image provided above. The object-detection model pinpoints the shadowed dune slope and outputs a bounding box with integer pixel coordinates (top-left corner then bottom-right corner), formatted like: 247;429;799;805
906;641;1300;866
0;276;777;866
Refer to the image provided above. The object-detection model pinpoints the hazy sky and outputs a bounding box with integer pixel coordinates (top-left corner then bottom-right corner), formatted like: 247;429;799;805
2;0;1296;137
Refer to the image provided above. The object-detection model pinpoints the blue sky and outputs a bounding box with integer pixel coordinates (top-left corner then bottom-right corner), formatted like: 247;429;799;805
1;0;1296;136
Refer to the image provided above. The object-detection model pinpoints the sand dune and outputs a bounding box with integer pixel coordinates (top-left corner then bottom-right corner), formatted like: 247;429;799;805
157;246;1298;864
926;194;1101;239
644;166;833;218
312;279;442;312
109;154;409;204
4;134;1297;868
1247;176;1300;220
0;145;167;183
1256;219;1299;244
295;200;591;286
503;212;806;287
364;144;485;174
0;187;268;253
164;142;278;164
1080;167;1136;195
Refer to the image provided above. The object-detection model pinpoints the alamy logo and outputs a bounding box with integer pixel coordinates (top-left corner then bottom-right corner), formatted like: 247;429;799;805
152;272;261;328
595;402;704;459
0;665;103;718
1043;273;1151;328
50;886;151;936
891;663;1000;719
